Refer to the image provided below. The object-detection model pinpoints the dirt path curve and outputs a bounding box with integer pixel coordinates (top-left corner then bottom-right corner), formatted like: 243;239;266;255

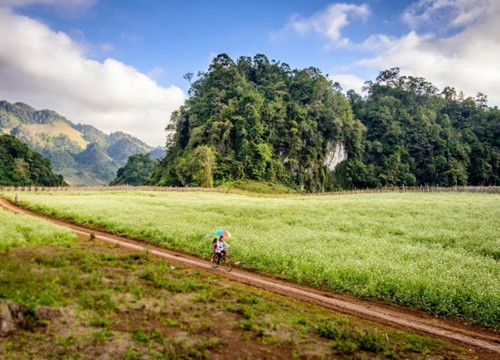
1;198;499;355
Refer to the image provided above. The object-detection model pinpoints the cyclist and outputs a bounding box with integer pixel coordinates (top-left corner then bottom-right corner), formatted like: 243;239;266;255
215;236;230;264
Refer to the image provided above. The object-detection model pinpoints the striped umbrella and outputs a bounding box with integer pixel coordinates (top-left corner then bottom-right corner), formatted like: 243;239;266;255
214;229;231;238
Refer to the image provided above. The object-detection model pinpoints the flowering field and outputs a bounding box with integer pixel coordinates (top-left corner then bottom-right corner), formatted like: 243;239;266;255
7;191;499;329
0;207;76;250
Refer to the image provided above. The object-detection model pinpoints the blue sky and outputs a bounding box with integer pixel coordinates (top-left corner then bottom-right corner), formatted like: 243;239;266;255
18;0;415;92
0;0;499;145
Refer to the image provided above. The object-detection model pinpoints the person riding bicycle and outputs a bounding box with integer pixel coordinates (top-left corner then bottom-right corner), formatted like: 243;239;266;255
215;236;230;264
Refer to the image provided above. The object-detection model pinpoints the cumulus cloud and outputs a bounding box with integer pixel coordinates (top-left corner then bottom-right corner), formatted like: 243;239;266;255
276;1;500;106
0;7;185;146
330;74;365;93
0;0;96;16
147;66;165;79
402;0;491;29
358;0;500;105
274;3;370;46
283;1;500;106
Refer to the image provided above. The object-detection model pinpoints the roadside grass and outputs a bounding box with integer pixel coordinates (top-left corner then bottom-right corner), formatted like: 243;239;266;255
0;207;76;251
7;191;499;329
0;211;473;358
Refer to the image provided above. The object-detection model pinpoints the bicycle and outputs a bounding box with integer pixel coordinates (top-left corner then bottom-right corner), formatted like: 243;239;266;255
211;251;233;272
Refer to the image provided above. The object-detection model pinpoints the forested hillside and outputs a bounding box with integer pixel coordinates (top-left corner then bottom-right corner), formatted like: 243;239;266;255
110;153;155;186
0;101;153;186
0;134;66;186
3;56;497;190
150;55;499;191
150;54;363;191
338;68;499;188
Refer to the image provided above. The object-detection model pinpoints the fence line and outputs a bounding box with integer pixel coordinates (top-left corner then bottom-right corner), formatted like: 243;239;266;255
0;185;498;196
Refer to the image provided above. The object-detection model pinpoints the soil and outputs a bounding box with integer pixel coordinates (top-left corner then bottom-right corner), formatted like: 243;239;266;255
1;198;498;357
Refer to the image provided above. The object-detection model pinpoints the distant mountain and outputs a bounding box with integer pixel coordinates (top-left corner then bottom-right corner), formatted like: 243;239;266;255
0;134;66;187
0;101;153;185
149;147;166;160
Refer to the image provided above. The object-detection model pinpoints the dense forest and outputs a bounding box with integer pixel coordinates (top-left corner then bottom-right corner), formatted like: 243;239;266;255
110;153;155;186
338;68;499;188
150;54;363;191
150;54;499;191
0;134;66;186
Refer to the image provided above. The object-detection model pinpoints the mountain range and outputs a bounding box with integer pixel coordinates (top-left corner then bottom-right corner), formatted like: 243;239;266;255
0;100;163;185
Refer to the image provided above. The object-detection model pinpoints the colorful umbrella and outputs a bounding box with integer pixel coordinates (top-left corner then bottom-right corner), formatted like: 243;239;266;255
215;229;231;238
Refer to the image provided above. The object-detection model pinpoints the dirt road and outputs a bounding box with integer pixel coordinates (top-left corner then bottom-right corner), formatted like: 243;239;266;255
1;198;499;355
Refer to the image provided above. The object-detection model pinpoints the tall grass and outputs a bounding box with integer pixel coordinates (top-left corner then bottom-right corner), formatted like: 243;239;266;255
0;208;76;250
219;180;298;194
9;191;500;329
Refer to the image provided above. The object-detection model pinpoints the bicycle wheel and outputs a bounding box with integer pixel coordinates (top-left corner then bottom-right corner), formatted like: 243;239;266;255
224;256;233;272
211;255;219;268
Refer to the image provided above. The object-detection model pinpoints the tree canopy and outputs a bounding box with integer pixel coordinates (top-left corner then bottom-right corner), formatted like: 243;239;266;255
110;153;155;186
337;68;499;188
150;54;363;191
150;56;499;191
0;134;66;186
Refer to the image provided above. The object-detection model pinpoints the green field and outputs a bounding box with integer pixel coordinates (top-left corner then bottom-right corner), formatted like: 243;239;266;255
0;205;466;358
0;207;76;251
7;191;500;329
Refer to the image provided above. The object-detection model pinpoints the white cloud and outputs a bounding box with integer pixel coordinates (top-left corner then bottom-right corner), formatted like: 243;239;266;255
402;0;491;29
276;1;500;106
121;32;141;43
330;74;365;93
147;66;164;79
0;7;185;146
357;0;500;105
275;3;370;46
0;0;96;16
0;0;95;8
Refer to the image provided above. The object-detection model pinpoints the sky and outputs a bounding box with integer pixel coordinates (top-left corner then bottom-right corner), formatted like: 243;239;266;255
0;0;499;146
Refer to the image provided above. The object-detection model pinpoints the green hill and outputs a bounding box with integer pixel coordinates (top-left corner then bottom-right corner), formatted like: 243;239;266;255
0;101;153;186
150;55;499;191
337;68;500;188
110;153;155;186
0;134;66;186
74;143;117;183
150;54;362;191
